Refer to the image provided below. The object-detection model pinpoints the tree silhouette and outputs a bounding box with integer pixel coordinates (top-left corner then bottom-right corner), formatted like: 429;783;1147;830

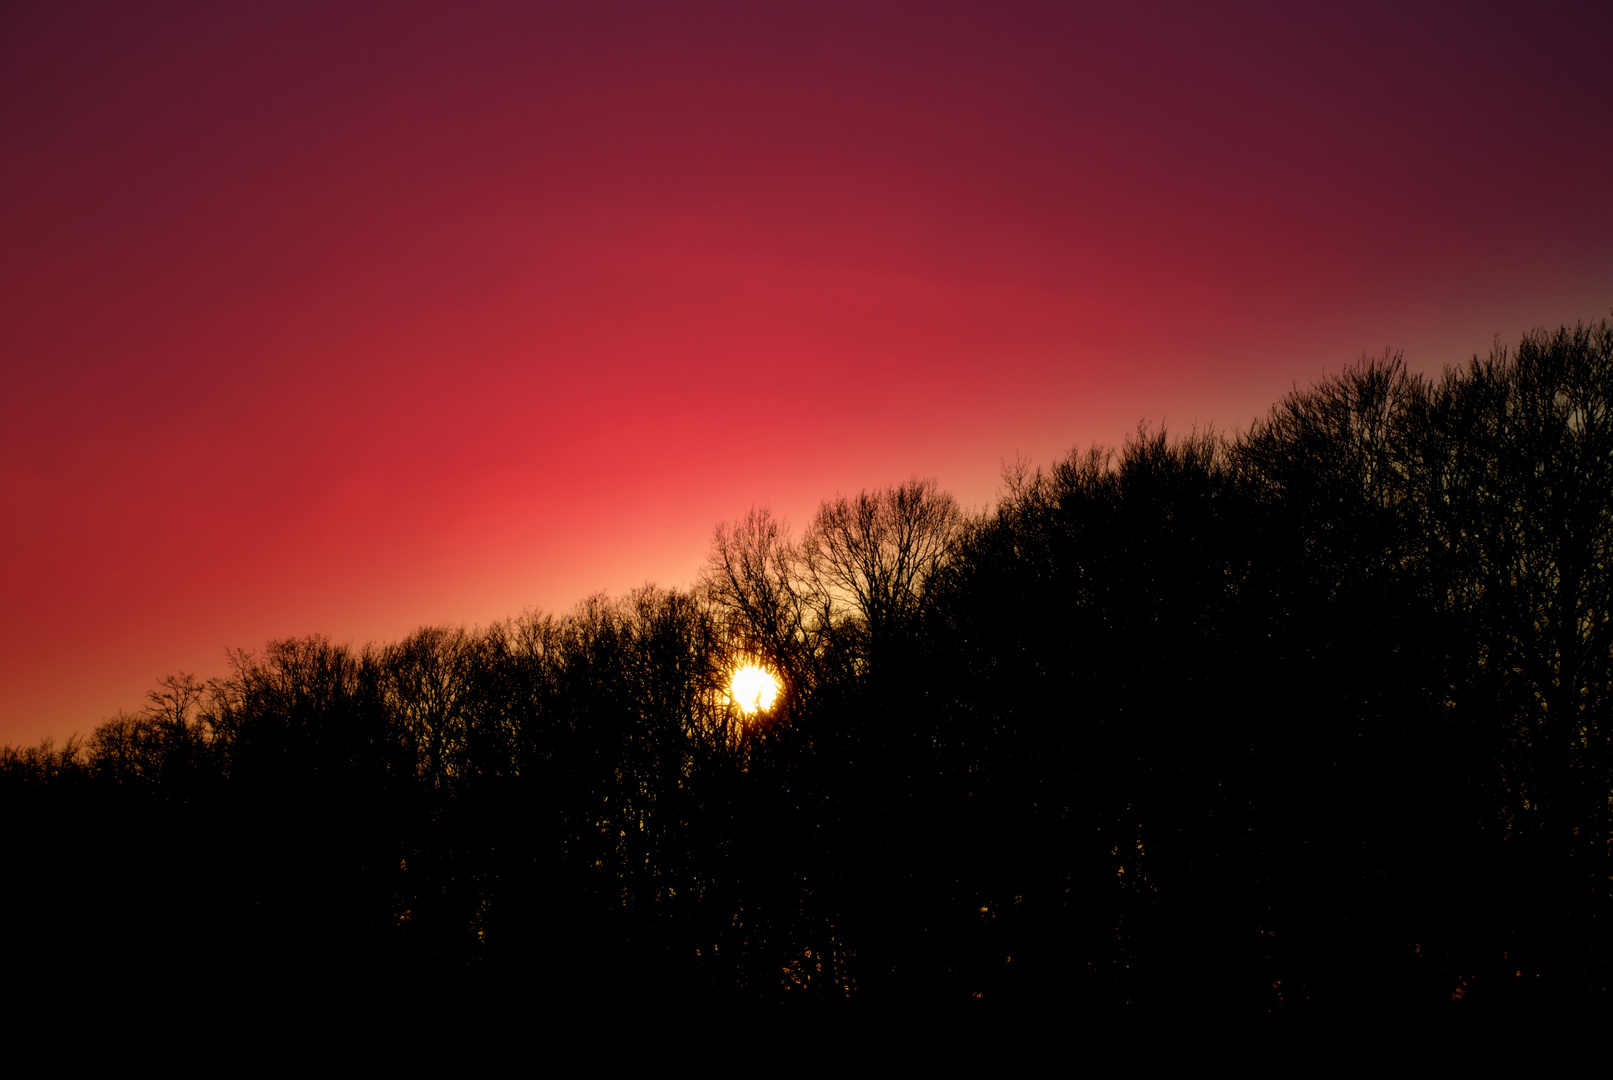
5;317;1611;1011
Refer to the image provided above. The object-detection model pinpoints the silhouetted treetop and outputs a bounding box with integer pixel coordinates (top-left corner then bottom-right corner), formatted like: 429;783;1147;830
6;316;1611;1011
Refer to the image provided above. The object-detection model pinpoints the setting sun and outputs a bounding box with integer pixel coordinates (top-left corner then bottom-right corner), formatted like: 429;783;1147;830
728;664;781;716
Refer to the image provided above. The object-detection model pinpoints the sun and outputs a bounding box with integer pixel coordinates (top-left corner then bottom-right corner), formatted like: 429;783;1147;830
728;663;781;716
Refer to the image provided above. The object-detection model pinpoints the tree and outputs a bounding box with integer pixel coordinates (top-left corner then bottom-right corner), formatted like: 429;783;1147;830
800;477;962;651
703;506;817;691
1412;321;1613;921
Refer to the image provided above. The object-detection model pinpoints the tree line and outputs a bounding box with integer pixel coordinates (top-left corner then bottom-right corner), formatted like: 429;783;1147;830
5;319;1610;1011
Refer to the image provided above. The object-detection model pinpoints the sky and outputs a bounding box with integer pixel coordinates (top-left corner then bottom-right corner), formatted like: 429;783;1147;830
4;0;1612;746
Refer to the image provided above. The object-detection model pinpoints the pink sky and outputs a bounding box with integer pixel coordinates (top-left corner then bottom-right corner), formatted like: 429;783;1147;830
4;0;1611;745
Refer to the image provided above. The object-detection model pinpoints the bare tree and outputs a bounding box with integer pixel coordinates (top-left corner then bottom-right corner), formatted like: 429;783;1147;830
384;626;480;790
1412;320;1613;870
703;506;818;685
145;672;209;739
800;477;962;644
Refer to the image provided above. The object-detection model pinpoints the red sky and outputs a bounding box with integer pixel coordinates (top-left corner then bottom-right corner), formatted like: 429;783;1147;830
4;0;1611;746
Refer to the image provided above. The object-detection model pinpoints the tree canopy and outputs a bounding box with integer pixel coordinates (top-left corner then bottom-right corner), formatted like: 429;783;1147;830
6;318;1611;1013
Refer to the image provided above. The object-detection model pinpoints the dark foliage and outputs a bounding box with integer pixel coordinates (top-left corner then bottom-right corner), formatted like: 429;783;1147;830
6;319;1611;1013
